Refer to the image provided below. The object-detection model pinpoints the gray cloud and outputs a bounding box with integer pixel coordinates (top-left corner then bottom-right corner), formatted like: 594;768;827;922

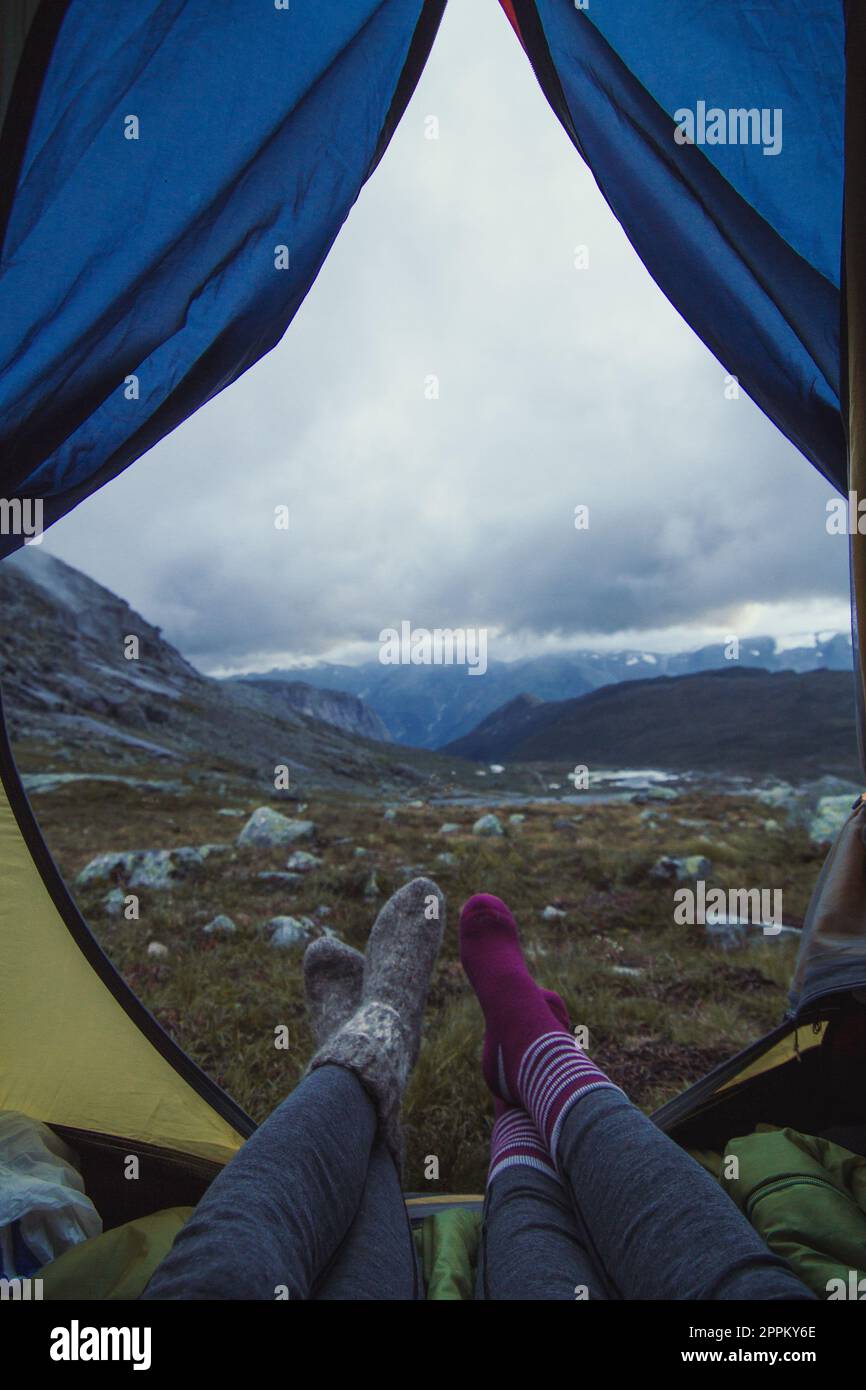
40;2;849;672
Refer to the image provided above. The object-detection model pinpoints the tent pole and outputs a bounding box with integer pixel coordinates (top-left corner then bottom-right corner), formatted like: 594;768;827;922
845;0;866;777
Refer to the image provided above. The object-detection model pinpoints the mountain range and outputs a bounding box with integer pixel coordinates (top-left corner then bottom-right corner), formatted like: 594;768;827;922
1;549;858;785
0;550;452;797
246;634;853;750
444;668;860;781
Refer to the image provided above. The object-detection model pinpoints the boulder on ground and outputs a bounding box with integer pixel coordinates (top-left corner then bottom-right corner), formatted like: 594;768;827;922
237;806;316;849
103;887;127;918
78;846;204;890
439;823;460;835
203;914;237;937
129;848;204;890
147;941;169;959
473;813;504;838
541;905;566;921
631;786;678;804
264;916;312;949
704;914;800;951
756;782;795;809
286;851;322;872
257;871;303;890
649;855;712;884
809;794;857;846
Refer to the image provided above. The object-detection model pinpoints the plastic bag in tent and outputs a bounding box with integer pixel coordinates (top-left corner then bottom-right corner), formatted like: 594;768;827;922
0;1111;101;1278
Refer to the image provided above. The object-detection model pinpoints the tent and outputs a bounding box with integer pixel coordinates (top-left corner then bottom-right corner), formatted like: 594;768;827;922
2;0;866;1269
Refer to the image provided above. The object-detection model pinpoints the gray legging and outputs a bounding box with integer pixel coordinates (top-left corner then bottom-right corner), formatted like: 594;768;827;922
143;1066;814;1301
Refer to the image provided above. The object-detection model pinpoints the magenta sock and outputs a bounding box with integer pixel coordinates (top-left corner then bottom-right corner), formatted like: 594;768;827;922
486;991;567;1184
461;893;621;1163
488;1100;557;1185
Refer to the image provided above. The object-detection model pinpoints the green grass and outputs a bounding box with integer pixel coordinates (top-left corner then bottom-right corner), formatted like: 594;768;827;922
23;773;821;1192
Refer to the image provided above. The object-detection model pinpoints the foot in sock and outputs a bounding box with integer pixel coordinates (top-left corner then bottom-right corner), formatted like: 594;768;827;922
303;936;364;1047
461;892;620;1162
309;878;445;1167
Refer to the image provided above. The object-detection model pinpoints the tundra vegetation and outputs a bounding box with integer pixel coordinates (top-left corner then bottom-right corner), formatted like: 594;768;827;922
21;755;819;1192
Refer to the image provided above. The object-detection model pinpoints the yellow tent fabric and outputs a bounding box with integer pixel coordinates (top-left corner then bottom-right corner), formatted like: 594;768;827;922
0;779;245;1163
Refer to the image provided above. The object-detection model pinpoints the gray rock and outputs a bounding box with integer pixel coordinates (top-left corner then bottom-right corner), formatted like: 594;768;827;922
266;916;312;949
649;855;712;884
704;913;800;950
147;941;169;959
256;871;303;890
383;808;397;821
197;843;233;859
102;887;128;918
809;794;857;845
473;813;504;838
756;783;795;809
78;846;204;890
353;846;369;857
611;965;643;978
128;847;204;890
285;851;322;872
762;819;780;832
283;819;316;843
217;808;246;817
237;806;316;850
631;786;678;804
508;813;526;826
439;823;460;835
77;852;136;887
203;914;237;937
23;772;185;795
436;852;457;867
541;905;566;921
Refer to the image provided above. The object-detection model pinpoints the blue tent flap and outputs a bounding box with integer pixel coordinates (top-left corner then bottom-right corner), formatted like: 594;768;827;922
506;0;846;492
0;0;444;554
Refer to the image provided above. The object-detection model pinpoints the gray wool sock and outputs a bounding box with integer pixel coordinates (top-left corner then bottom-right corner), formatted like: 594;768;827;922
307;877;445;1168
303;936;364;1048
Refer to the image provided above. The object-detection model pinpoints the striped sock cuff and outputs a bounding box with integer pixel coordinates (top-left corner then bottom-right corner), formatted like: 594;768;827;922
518;1031;623;1164
487;1106;557;1186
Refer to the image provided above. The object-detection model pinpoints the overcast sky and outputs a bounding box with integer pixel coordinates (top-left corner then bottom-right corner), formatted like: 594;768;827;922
33;0;850;675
